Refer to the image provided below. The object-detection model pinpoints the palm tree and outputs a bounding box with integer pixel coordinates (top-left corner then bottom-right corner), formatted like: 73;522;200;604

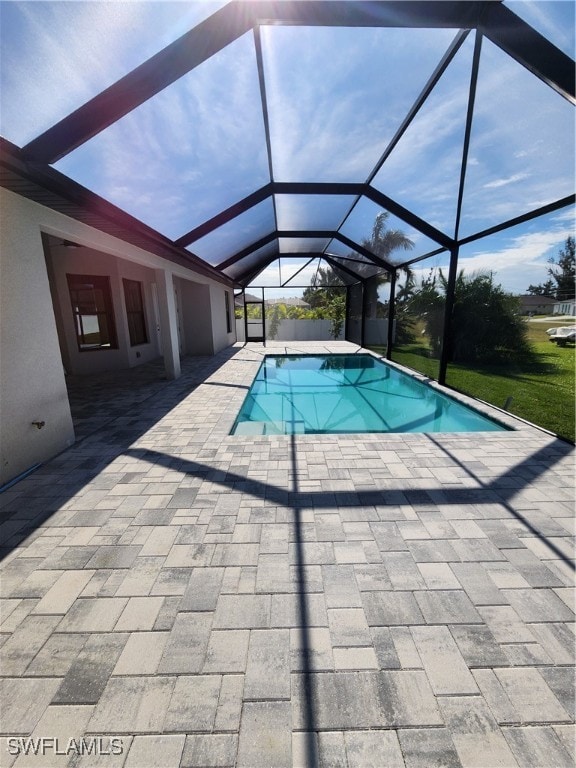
303;265;347;338
360;212;414;317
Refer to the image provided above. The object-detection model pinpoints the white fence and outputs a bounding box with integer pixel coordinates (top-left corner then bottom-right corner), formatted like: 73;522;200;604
365;319;393;346
236;318;392;344
268;319;344;341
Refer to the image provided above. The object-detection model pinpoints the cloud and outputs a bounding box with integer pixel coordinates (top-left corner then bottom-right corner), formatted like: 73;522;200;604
483;173;529;190
56;29;270;239
1;2;227;145
374;31;574;239
409;214;574;295
262;25;457;183
249;257;329;290
459;229;570;274
459;38;574;236
506;0;575;57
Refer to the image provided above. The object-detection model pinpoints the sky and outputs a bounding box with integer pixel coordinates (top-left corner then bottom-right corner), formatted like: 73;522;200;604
0;0;574;299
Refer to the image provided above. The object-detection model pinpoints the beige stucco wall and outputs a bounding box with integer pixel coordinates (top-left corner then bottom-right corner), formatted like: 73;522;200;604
0;187;236;485
0;190;75;486
176;279;236;357
178;278;214;355
45;244;161;375
211;285;236;354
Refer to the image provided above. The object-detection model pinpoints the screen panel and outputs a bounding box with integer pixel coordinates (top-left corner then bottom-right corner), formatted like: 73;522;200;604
189;198;275;265
55;32;270;240
261;25;457;183
459;38;575;239
0;1;227;146
346;283;363;345
224;239;279;282
371;33;475;238
280;257;317;286
447;205;575;442
320;259;360;286
282;257;322;287
389;251;452;380
338;197;441;265
275;194;356;230
247;259;282;287
327;253;385;281
278;237;331;253
504;1;575;58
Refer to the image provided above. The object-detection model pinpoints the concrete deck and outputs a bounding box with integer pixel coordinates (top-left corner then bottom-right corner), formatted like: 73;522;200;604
1;342;574;768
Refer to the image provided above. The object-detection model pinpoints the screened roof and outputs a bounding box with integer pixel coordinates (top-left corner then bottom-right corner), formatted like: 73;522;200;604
1;0;574;288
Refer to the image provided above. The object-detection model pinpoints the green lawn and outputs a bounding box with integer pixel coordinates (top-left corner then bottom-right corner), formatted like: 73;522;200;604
369;319;575;443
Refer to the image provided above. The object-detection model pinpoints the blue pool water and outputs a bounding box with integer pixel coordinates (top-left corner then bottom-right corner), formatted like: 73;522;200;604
232;354;508;435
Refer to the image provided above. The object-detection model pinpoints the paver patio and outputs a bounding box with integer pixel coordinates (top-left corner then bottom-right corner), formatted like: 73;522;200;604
0;342;574;767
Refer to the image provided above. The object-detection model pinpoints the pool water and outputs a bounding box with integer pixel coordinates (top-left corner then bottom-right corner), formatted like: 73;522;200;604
232;354;508;435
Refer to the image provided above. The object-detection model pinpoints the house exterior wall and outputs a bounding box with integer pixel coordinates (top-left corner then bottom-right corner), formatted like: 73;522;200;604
0;188;235;486
155;268;181;379
46;245;161;375
179;279;214;355
553;300;576;316
210;286;236;354
517;296;556;315
0;189;75;486
176;282;236;356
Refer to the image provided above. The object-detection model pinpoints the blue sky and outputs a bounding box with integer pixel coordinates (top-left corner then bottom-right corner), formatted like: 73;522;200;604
0;0;574;298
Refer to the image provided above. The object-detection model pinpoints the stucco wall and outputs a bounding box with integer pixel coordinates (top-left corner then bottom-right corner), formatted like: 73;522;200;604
177;281;236;356
179;278;214;355
46;244;160;375
210;286;236;354
0;189;75;486
0;188;236;485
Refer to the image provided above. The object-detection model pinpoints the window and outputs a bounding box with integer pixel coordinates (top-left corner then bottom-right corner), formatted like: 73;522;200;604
67;274;117;351
123;279;148;346
225;290;232;333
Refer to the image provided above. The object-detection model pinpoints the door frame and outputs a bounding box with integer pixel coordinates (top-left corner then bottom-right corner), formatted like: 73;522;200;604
244;293;265;342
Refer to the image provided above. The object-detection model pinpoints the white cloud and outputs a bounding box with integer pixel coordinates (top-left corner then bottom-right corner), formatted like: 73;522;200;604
406;211;574;296
506;0;575;57
1;2;227;145
249;257;333;291
56;29;270;239
459;230;566;272
262;25;457;183
483;173;529;190
459;38;574;235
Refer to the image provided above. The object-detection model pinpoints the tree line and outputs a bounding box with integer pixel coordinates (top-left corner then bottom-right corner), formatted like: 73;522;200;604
526;236;575;300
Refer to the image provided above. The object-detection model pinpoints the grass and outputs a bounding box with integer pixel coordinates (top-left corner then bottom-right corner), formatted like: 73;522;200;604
369;319;575;443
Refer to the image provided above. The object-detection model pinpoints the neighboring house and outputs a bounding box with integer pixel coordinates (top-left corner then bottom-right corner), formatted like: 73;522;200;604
266;297;310;308
516;295;556;315
235;292;261;306
553;300;576;316
0;162;236;488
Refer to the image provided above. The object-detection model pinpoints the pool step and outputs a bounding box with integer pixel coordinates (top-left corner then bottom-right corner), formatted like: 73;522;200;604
233;420;305;435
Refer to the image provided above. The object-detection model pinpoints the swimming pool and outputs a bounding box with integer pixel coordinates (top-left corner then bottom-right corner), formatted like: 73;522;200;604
231;354;508;435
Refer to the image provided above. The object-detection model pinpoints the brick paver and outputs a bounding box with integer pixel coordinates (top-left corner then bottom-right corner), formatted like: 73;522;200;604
0;342;574;767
